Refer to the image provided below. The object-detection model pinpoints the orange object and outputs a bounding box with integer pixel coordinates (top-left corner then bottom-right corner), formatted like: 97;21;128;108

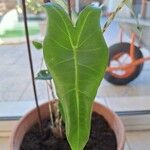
130;33;136;60
107;56;150;72
106;31;150;75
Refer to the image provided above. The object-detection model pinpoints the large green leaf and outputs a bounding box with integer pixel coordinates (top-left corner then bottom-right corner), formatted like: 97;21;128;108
43;3;108;150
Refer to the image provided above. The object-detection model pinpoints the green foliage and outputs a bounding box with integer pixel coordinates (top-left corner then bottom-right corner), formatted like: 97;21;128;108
26;0;43;14
32;40;43;50
43;3;108;150
35;70;52;80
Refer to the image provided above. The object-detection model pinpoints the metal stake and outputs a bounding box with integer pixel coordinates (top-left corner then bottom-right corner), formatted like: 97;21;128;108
22;0;43;135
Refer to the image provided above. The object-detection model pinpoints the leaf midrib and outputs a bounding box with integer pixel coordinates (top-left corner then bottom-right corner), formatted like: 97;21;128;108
52;5;94;149
73;13;93;148
73;46;79;147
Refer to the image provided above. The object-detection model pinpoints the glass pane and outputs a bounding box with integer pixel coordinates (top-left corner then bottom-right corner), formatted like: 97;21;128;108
0;0;150;117
96;0;150;114
0;0;48;115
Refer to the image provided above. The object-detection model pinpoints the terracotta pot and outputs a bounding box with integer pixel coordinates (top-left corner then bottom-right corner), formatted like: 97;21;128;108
10;101;125;150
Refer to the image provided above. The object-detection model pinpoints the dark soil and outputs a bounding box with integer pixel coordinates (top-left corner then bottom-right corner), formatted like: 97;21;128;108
21;112;117;150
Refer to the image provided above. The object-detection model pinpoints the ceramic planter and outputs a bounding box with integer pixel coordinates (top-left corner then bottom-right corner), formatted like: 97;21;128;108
10;100;125;150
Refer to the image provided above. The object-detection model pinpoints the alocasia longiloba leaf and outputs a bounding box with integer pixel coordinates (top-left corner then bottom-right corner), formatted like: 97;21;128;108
43;3;108;150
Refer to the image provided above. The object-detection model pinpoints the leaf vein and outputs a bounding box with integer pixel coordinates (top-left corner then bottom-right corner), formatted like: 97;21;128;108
78;47;100;52
52;5;74;47
76;10;93;46
62;88;75;98
53;58;74;66
78;30;97;48
78;63;99;74
49;37;71;50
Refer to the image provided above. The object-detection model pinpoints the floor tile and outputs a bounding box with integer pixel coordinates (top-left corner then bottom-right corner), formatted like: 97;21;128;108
0;138;9;150
126;131;150;150
105;96;150;112
95;96;107;106
124;142;130;150
97;71;150;98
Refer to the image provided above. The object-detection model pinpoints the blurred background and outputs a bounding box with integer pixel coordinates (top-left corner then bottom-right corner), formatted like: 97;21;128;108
0;0;150;149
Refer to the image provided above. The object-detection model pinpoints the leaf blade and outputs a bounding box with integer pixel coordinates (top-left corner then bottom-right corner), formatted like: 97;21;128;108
43;3;108;150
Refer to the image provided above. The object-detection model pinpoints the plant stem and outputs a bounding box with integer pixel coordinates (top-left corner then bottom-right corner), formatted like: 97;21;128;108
54;102;62;137
59;116;63;138
47;80;63;138
46;81;54;127
102;0;128;33
47;80;55;99
48;103;54;126
67;0;72;19
22;0;43;136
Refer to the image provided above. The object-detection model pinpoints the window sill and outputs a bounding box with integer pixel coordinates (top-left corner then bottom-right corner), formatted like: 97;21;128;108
1;98;150;138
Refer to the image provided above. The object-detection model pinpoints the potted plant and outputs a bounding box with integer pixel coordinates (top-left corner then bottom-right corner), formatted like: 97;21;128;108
10;0;126;150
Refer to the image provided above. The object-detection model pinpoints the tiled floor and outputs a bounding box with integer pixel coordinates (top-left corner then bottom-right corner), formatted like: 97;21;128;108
126;131;150;150
0;138;9;150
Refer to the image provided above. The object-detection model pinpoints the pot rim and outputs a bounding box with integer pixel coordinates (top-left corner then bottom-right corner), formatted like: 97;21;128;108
9;100;125;150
